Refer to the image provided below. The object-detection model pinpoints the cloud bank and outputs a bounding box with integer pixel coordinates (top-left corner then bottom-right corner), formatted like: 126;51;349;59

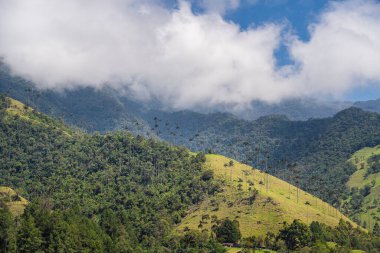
0;0;379;109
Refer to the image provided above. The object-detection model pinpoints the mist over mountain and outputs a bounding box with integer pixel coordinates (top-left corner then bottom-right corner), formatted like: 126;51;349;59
1;63;374;130
1;0;380;109
354;98;380;115
236;99;354;121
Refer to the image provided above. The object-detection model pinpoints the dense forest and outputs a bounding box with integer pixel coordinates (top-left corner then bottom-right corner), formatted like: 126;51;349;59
2;200;379;252
0;95;223;251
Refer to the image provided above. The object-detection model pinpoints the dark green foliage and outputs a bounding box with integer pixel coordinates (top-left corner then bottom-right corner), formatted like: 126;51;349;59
174;230;227;253
201;169;214;181
274;219;380;252
1;200;112;252
215;218;241;243
277;219;312;250
17;215;43;253
331;219;380;251
374;223;380;237
309;221;332;243
248;219;380;252
0;96;222;251
0;202;13;253
365;154;380;177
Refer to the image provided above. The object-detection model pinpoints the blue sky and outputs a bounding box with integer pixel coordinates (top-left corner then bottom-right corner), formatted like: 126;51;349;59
164;0;379;101
228;0;379;101
225;0;379;101
226;0;329;67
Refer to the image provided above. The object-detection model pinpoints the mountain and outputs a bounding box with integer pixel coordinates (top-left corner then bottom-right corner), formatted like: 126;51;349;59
0;63;366;133
0;66;135;132
1;96;377;252
1;65;380;225
236;98;353;121
150;107;380;206
354;98;380;115
0;95;221;252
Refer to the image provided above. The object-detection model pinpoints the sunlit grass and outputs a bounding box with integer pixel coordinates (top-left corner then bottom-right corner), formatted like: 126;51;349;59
176;154;354;238
346;145;380;230
0;186;28;216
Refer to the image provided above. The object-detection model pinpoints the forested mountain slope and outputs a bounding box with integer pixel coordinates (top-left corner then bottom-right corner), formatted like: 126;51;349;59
0;96;379;252
1;66;380;223
354;99;380;115
0;96;221;252
343;145;380;231
237;98;353;121
0;64;146;133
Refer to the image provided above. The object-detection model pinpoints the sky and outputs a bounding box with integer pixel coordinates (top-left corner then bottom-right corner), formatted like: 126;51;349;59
0;0;379;110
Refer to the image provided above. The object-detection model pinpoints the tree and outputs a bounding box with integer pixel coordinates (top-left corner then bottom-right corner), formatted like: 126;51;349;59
215;219;241;243
309;221;331;243
0;202;13;253
17;215;43;253
201;169;214;181
373;223;380;237
277;219;311;250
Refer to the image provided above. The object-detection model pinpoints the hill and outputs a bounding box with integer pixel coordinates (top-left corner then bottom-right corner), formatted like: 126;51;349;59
354;98;380;115
343;145;380;231
1;67;380;207
0;64;357;128
0;96;378;252
0;95;222;252
237;98;353;121
176;154;354;238
0;186;28;216
2;74;380;225
151;107;380;207
3;97;73;135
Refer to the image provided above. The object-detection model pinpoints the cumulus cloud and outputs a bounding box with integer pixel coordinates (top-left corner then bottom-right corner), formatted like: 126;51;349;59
289;0;380;97
0;0;379;109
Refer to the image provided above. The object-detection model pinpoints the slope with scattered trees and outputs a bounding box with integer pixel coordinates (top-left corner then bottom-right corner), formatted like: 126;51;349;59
343;145;380;232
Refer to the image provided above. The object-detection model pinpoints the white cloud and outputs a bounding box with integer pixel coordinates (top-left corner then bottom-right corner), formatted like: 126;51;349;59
0;0;379;110
289;0;380;98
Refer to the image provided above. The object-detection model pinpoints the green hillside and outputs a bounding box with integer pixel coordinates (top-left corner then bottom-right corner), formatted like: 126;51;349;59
0;95;379;252
4;97;73;136
0;186;28;216
177;154;354;238
1;69;380;209
0;95;223;252
344;145;380;231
